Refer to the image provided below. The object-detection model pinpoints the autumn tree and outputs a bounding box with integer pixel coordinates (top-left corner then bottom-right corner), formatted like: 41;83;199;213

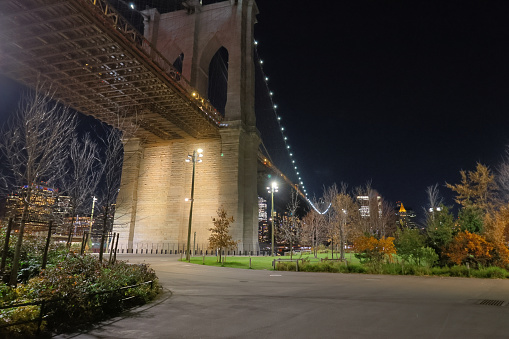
0;85;75;285
353;235;396;270
446;163;497;213
483;207;509;268
208;207;238;264
445;231;493;268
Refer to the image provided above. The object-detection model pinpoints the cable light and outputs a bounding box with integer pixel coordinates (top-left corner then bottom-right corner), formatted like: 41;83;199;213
255;39;330;215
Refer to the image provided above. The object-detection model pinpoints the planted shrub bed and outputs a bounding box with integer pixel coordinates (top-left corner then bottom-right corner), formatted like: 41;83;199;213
0;254;159;338
275;259;509;278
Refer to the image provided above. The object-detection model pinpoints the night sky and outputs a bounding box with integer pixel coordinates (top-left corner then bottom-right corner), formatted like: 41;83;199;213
253;0;509;215
2;0;509;220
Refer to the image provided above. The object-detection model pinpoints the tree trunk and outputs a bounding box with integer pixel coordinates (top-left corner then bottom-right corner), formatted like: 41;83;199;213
1;218;13;275
290;240;293;260
42;221;53;270
10;202;29;286
339;223;345;260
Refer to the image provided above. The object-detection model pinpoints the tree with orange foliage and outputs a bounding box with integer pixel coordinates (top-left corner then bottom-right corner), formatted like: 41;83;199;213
484;206;509;268
353;235;396;266
445;231;493;268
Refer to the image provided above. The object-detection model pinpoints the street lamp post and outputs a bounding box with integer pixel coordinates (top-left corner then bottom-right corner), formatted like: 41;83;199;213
185;148;203;262
267;181;278;256
86;196;97;252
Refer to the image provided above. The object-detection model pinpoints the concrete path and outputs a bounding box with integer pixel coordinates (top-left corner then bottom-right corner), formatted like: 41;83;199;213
57;254;509;339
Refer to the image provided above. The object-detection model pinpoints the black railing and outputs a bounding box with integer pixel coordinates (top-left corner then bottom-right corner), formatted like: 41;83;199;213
0;280;155;335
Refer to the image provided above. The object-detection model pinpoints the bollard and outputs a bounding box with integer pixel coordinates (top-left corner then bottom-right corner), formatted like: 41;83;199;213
249;257;252;269
296;260;299;272
180;252;183;260
203;254;205;265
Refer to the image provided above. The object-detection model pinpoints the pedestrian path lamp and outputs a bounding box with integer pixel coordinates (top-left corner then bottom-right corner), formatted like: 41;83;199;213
267;181;278;256
185;148;203;262
86;196;97;252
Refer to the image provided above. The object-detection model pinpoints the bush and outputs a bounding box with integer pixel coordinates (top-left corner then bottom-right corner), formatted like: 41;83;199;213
471;266;509;279
449;265;470;277
345;263;367;274
0;254;159;336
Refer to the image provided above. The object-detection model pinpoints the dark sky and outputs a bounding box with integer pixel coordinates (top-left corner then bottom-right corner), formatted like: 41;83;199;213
253;0;509;214
2;0;509;219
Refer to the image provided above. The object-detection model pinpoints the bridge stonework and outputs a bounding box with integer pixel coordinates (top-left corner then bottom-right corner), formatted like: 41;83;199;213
114;0;260;253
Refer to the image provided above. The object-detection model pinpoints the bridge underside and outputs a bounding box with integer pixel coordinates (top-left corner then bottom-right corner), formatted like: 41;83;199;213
0;0;222;142
0;0;264;254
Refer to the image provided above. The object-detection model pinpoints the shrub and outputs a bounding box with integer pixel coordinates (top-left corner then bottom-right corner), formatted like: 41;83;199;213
354;236;396;273
1;254;159;336
472;266;509;279
345;263;367;274
449;265;470;277
445;231;493;268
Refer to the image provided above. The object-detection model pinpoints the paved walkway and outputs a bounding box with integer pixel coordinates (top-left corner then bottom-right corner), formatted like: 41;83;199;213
57;254;509;339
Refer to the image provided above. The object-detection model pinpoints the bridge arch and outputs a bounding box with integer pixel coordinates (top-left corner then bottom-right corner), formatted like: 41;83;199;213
206;46;229;116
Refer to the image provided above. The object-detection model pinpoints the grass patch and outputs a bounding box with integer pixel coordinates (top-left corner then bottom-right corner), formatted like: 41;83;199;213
184;252;362;270
185;253;509;280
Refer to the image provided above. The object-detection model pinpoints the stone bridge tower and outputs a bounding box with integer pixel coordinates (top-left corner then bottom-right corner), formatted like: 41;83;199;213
115;0;260;253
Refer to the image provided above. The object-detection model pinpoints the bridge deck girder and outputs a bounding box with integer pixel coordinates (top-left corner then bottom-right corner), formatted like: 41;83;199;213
0;0;223;142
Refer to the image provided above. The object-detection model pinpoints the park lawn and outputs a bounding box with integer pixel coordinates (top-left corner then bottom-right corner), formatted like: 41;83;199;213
185;251;362;270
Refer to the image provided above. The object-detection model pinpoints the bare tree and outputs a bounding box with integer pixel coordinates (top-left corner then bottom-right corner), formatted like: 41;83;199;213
423;183;443;223
331;183;359;260
379;199;396;237
497;147;509;204
0;84;75;285
301;208;326;258
278;189;301;259
96;126;123;261
95;110;141;261
59;133;101;248
322;184;341;258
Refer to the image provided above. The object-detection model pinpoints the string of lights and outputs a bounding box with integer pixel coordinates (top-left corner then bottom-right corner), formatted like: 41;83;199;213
254;40;330;215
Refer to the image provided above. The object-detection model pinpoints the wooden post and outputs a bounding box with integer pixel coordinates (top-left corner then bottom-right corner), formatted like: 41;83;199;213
113;233;119;264
108;233;116;264
80;231;87;255
66;227;73;249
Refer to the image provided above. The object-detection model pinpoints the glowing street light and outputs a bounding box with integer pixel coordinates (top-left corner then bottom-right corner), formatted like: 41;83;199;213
267;181;278;256
86;196;97;252
185;148;203;261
